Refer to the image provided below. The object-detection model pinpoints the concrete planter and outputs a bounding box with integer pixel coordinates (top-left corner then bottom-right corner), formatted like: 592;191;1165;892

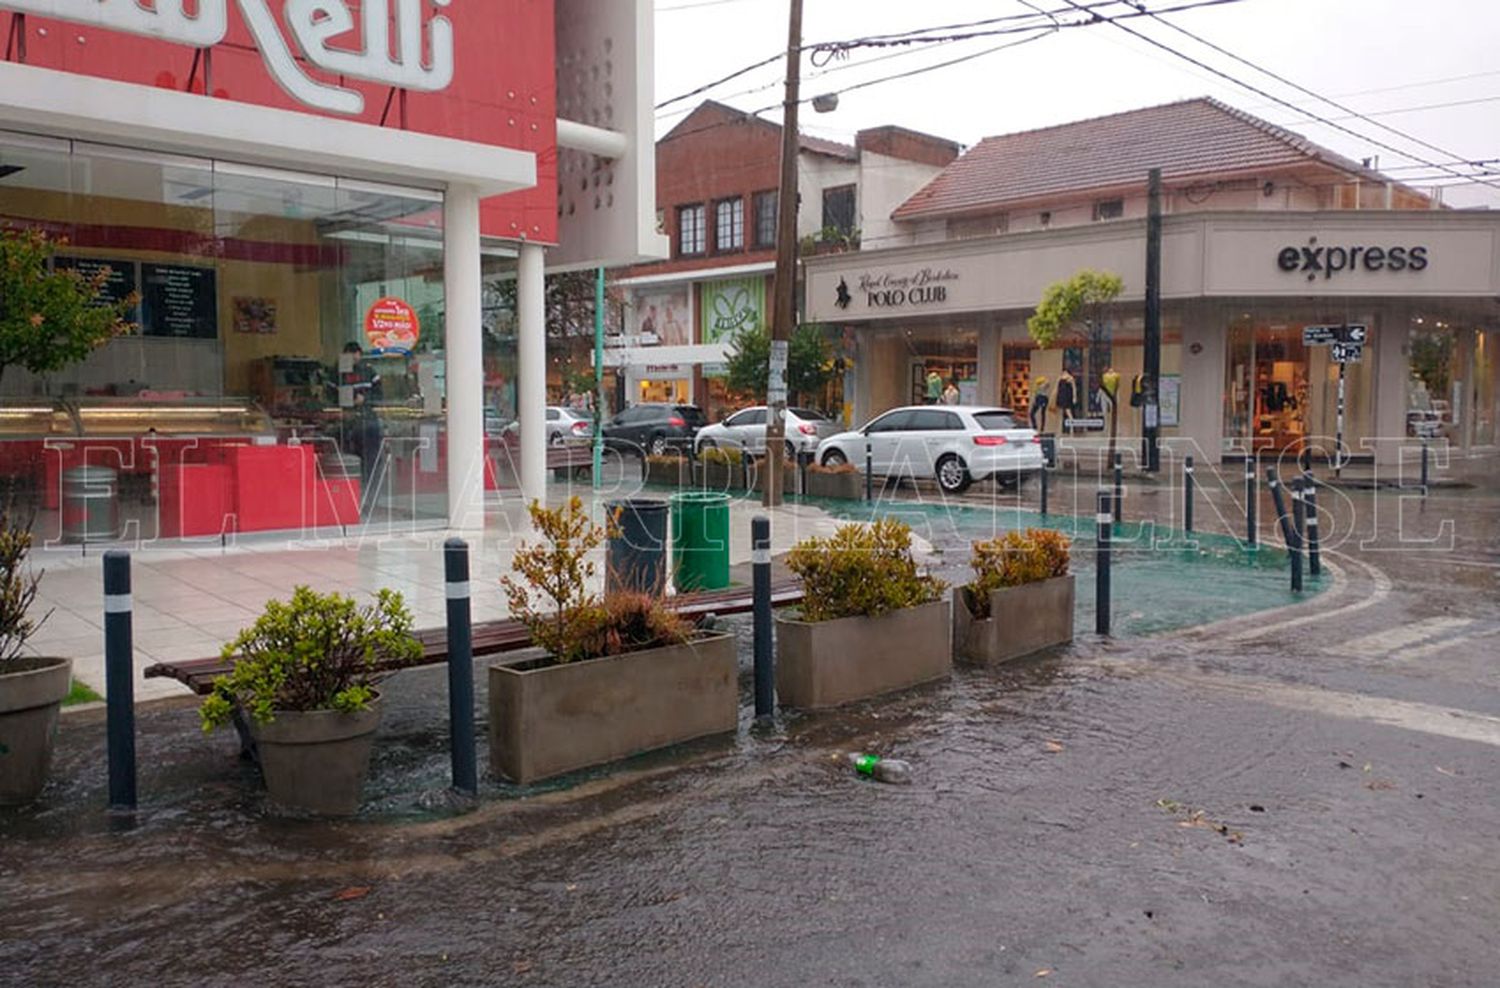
751;463;799;495
776;599;950;709
953;575;1075;665
644;457;691;488
250;698;383;816
804;470;864;500
488;632;737;785
694;460;749;492
0;657;72;805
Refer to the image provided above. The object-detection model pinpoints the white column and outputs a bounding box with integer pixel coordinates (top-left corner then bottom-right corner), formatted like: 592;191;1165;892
977;325;1001;406
517;241;548;503
444;183;485;530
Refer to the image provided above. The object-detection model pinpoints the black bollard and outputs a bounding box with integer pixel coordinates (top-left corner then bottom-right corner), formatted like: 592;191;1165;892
1095;488;1112;636
1245;459;1258;548
1039;462;1050;517
798;450;810;496
865;438;874;503
1266;468;1294;547
1290;480;1305;593
752;516;774;720
103;550;136;814
444;538;477;796
1112;452;1123;531
1183;455;1195;534
1303;477;1322;577
1420;439;1430;496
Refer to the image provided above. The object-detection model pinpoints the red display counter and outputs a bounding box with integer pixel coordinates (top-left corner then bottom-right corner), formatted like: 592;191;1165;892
158;443;361;538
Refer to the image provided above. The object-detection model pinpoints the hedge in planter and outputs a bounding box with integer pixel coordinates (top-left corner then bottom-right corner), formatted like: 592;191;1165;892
200;587;423;816
804;462;863;500
695;446;750;491
954;528;1073;665
0;512;70;805
643;454;691;488
492;497;736;784
776;519;948;709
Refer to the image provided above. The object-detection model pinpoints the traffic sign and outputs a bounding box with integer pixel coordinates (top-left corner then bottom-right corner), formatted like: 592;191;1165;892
1303;324;1367;346
1330;342;1364;363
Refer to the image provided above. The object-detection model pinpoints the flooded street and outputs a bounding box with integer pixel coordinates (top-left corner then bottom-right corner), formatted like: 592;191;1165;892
4;468;1499;987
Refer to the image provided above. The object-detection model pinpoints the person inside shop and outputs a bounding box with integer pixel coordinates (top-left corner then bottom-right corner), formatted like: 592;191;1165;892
336;342;384;490
926;368;943;404
1055;369;1078;429
1030;375;1051;431
942;379;961;405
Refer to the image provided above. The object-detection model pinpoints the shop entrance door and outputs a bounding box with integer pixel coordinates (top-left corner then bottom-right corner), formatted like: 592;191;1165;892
1223;321;1310;456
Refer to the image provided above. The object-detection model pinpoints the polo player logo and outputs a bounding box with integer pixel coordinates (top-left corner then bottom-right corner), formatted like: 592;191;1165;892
834;277;852;310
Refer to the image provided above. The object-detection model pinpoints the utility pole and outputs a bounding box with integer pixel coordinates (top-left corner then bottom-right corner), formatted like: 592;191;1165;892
762;0;803;508
1143;167;1162;473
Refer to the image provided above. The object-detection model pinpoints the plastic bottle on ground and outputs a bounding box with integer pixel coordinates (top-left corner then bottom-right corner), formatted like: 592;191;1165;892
848;753;912;785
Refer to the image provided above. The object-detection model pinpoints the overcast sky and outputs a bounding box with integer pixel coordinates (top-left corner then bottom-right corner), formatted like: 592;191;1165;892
653;0;1500;208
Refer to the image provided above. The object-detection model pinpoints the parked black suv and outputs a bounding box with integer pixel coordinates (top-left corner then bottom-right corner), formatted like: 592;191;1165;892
602;403;706;456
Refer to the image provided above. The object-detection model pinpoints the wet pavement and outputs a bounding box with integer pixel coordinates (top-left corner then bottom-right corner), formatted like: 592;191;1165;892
3;454;1499;987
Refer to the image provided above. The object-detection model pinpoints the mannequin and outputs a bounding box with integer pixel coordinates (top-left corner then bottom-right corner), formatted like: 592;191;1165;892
1030;375;1051;431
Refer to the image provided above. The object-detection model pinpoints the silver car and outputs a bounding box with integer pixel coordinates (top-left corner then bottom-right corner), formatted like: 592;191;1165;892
694;406;841;457
814;405;1044;494
546;406;593;445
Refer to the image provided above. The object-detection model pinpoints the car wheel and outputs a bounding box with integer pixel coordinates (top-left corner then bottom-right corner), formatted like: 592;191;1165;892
648;433;668;457
936;454;971;494
821;449;847;468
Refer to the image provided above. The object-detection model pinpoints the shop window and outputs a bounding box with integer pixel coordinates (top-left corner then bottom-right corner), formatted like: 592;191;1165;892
677;203;706;256
714;197;744;253
1092;198;1124;221
753;190;778;248
822;185;856;235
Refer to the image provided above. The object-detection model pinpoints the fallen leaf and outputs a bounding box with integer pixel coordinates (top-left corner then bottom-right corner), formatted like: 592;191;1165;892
1435;766;1456;776
1044;740;1064;753
1365;779;1396;791
565;883;578;892
513;959;534;974
1035;970;1052;979
334;886;371;901
1363;763;1372;773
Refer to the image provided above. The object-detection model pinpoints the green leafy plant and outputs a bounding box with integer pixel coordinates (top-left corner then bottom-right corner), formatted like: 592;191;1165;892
200;587;422;731
724;323;834;404
502;498;692;665
0;506;48;665
962;529;1071;620
698;446;745;466
0;229;136;389
1026;269;1123;348
786;519;944;623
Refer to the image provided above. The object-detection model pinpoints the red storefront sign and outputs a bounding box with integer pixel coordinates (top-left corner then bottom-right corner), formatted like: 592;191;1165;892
0;0;557;243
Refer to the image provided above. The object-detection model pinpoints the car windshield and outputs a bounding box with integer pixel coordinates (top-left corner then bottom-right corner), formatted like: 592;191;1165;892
790;408;829;420
973;411;1020;430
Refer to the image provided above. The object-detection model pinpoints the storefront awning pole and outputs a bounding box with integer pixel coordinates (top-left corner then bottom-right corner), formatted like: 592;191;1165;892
445;184;486;530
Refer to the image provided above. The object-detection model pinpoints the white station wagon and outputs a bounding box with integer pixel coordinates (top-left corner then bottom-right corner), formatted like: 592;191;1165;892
814;405;1044;494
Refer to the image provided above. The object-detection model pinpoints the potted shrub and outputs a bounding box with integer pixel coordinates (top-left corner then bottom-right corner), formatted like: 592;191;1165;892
0;513;68;806
643;453;691;488
954;529;1073;665
804;461;863;500
491;497;737;784
200;586;423;816
695;446;749;491
777;519;948;709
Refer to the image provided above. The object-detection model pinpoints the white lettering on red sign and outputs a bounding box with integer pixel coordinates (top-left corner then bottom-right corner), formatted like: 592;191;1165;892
0;0;455;115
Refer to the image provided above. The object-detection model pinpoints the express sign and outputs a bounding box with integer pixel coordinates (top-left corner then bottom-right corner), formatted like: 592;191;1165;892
0;0;454;114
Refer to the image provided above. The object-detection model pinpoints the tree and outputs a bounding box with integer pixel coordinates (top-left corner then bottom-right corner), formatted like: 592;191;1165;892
1027;269;1124;456
725;324;834;407
486;270;624;391
0;229;135;389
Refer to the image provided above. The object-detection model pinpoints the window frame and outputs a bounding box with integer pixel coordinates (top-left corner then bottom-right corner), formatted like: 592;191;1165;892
821;184;857;236
677;203;706;257
1092;198;1124;222
752;189;778;248
713;196;744;254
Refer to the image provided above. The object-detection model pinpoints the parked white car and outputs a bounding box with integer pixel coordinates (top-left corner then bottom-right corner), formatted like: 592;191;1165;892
694;406;841;457
814;405;1044;494
545;405;594;445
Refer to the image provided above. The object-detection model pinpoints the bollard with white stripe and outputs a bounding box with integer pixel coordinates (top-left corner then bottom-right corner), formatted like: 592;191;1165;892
1095;488;1112;637
1266;468;1294;548
1245;459;1258;548
103;550;136;814
1183;455;1195;534
865;438;874;503
1039;460;1049;517
752;516;774;720
1302;473;1321;577
1289;479;1305;594
444;538;477;796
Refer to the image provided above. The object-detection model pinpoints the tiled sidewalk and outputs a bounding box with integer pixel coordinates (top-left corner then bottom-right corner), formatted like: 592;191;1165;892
27;494;844;701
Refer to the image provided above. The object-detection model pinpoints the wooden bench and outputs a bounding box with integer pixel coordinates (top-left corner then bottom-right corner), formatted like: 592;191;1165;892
143;580;805;696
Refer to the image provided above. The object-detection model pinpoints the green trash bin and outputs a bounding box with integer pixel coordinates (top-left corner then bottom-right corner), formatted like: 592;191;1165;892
670;491;731;592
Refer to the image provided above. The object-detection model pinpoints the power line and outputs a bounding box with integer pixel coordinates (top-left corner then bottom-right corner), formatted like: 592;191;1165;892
1107;0;1500;193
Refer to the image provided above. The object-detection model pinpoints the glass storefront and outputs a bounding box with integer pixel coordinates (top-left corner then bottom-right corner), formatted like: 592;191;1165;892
0;129;450;538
